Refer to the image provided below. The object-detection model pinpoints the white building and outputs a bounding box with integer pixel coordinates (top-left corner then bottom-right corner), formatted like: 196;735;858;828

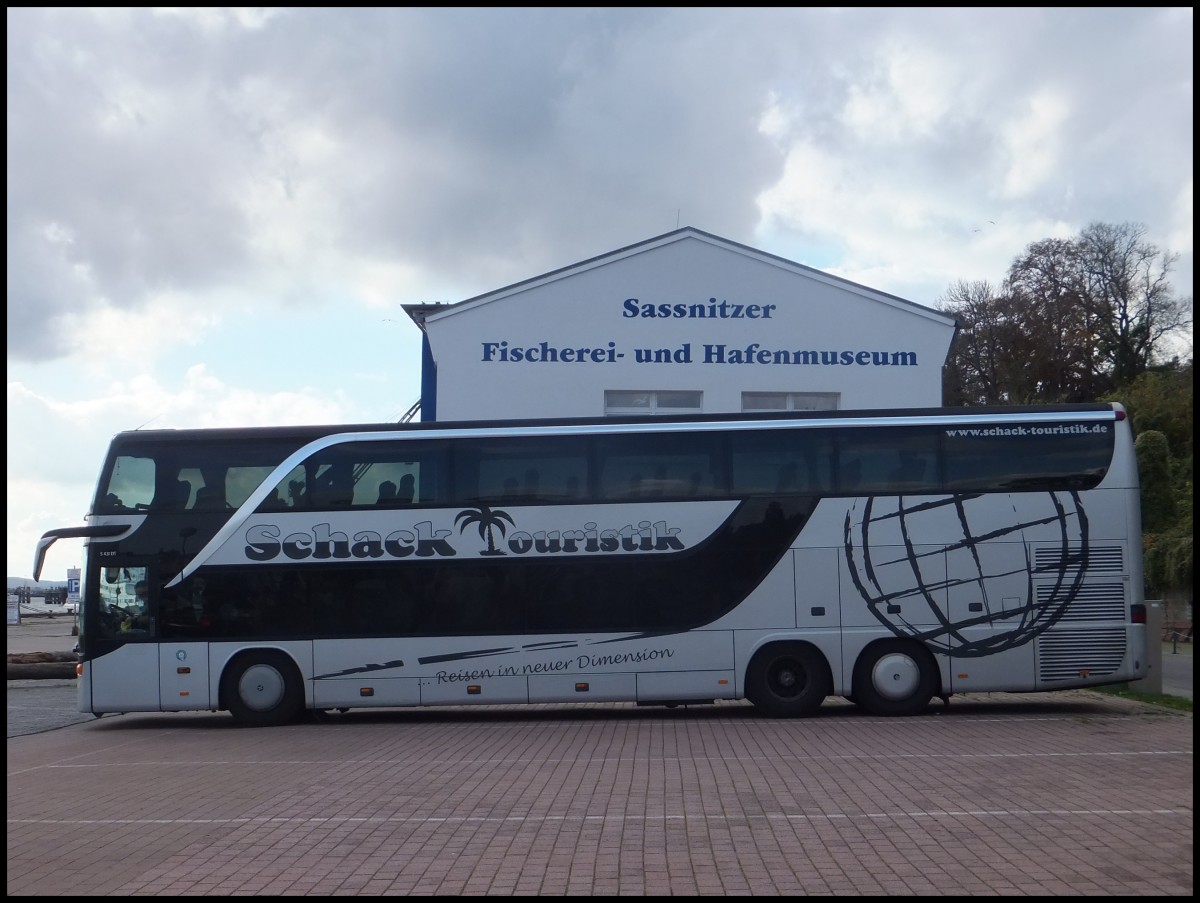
404;227;958;421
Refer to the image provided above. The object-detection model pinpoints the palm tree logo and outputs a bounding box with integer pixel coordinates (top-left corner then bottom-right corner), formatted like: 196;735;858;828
455;506;515;557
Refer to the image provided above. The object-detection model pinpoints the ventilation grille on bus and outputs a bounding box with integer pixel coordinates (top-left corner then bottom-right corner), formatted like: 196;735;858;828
1033;545;1123;574
1035;582;1126;622
1036;628;1126;682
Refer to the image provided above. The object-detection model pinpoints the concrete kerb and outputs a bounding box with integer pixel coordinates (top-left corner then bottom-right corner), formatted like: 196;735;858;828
7;659;77;679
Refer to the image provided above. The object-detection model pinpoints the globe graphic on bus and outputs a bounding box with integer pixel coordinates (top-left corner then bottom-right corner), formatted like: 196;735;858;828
842;491;1088;657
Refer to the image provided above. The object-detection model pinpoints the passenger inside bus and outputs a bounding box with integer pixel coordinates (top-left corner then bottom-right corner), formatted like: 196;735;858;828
122;581;152;632
194;486;229;509
377;480;401;506
287;479;306;508
191;468;231;510
102;579;155;638
397;473;415;503
155;478;191;511
260;488;288;510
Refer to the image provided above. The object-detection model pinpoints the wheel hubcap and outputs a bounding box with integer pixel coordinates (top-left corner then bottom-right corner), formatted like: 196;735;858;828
238;664;286;712
772;661;802;696
871;653;920;701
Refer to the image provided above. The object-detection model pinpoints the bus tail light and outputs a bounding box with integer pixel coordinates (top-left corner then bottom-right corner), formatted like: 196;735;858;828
76;662;83;678
1131;603;1147;624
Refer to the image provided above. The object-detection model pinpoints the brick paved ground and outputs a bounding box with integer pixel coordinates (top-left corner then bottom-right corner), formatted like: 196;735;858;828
6;692;1193;896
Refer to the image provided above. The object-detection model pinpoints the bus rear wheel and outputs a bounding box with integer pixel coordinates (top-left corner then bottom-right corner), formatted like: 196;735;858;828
221;651;304;727
852;640;938;717
745;643;831;717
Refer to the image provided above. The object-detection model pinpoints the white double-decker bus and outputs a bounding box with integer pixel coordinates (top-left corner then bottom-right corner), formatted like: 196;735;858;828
35;403;1148;726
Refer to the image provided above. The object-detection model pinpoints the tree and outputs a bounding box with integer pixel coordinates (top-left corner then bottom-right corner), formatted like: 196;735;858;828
940;280;1007;405
940;222;1193;404
1108;363;1194;468
1115;364;1193;615
1075;222;1192;386
938;280;1062;404
1142;481;1193;605
1135;430;1176;533
1004;237;1109;401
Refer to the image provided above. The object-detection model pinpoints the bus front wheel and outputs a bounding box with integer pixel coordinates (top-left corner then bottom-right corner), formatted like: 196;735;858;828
221;651;304;727
745;643;831;717
852;640;938;717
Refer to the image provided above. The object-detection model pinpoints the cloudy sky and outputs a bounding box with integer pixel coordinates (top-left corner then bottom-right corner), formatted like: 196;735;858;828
7;7;1193;580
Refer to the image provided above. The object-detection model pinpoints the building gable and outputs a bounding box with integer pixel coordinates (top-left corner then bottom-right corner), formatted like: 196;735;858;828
404;227;958;420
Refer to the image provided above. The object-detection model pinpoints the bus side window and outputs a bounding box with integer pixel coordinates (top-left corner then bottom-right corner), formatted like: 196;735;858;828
597;433;722;500
310;463;353;509
106;455;155;512
888;452;929;489
840;459;863;493
775;461;799;492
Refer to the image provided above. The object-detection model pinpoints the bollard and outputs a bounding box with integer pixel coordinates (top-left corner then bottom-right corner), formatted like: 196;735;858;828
1129;601;1163;695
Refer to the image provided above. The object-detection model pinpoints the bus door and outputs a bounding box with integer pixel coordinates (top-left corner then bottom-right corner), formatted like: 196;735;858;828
156;576;212;711
87;564;162;713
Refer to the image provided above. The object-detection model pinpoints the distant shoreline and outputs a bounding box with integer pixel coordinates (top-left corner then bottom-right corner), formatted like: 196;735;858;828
8;579;67;590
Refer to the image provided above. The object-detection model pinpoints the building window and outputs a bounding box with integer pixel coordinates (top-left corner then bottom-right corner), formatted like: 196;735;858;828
605;390;703;416
742;392;839;412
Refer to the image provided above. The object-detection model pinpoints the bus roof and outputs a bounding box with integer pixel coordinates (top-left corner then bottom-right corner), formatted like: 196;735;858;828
109;403;1120;445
